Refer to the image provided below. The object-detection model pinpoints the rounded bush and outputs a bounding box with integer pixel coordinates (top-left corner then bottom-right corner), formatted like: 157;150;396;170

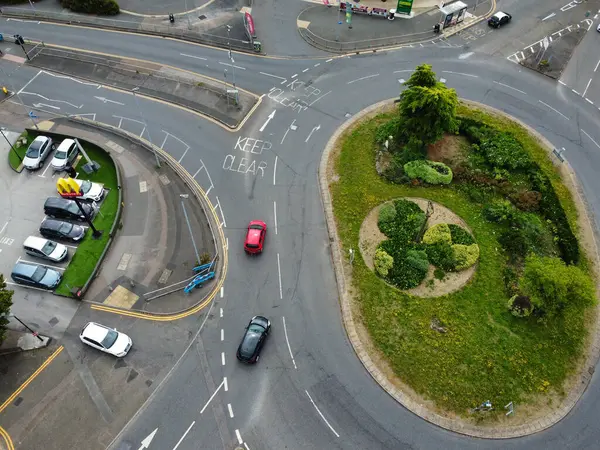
452;243;479;270
508;295;533;317
377;199;425;242
374;248;394;277
378;203;396;230
448;224;475;245
406;249;429;273
425;242;456;272
423;223;452;245
404;160;453;185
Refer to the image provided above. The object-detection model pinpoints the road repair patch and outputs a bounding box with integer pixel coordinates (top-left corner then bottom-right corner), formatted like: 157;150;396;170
103;285;139;309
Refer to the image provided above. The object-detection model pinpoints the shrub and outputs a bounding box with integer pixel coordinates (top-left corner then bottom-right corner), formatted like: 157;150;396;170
404;160;453;185
448;224;475;245
520;255;595;316
378;203;396;230
508;295;534;317
199;252;211;265
498;212;554;260
61;0;120;14
510;190;542;212
425;242;456;272
406;249;429;273
374;248;394;277
452;243;479;270
378;199;426;243
433;267;446;280
379;241;428;289
376;116;402;145
483;199;515;224
423;223;452;245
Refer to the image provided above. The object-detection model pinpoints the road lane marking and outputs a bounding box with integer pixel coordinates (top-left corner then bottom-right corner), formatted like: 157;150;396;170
347;73;379;84
200;379;225;414
583;78;593;97
314;63;320;67
326;58;333;62
219;61;246;70
572;89;582;95
172;421;195;450
0;427;14;450
244;443;250;450
259;71;286;81
224;377;228;391
538;100;570;120
542;12;556;20
221;351;226;365
38;161;54;178
180;53;207;60
586;98;594;105
282;317;297;369
273;155;278;185
302;68;309;73
274;201;278;235
5;282;54;292
291;74;298;79
305;390;340;438
582;129;600;149
393;69;413;73
17;70;42;95
492;81;527;95
235;430;243;444
221;329;224;341
0;346;64;413
220;307;223;317
0;222;7;235
16;257;65;271
228;403;234;418
220;286;224;298
595;59;600;72
277;253;283;300
309;90;331;106
441;70;479;78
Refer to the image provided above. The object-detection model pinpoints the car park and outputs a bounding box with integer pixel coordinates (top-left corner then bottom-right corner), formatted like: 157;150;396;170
236;315;271;364
244;220;267;254
39;218;86;242
23;236;68;263
57;179;105;203
11;261;62;290
22;136;55;170
44;197;96;222
50;138;79;170
488;11;511;28
79;322;132;357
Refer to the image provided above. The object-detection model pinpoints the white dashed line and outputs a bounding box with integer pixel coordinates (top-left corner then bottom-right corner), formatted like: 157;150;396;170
538;100;570;120
302;68;309;73
224;377;228;391
259;71;286;81
582;129;600;149
291;74;298;79
228;403;234;418
221;329;224;341
583;78;593;97
220;307;223;318
219;61;246;70
277;253;283;300
347;74;379;84
172;421;195;450
595;59;600;72
586;98;594;105
441;70;478;78
326;58;333;62
274;201;278;235
572;89;582;95
492;80;527;95
221;352;225;365
305;390;340;438
235;430;243;445
180;53;207;60
220;286;224;298
314;63;320;67
283;317;297;369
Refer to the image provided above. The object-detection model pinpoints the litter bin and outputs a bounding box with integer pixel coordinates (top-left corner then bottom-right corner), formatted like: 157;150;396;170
253;40;262;52
388;8;395;20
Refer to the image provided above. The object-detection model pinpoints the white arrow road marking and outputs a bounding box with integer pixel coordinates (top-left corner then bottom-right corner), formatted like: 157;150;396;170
23;92;83;108
138;428;158;450
33;102;60;110
259;110;276;132
305;124;321;143
94;96;125;105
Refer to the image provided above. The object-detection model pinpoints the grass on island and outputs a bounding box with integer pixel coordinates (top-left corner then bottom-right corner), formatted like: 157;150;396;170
329;108;589;416
55;143;119;297
7;131;35;171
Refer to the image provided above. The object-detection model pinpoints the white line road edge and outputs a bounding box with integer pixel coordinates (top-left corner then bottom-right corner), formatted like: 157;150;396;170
282;317;297;369
305;390;340;438
274;201;278;235
538;100;570;120
492;80;527;95
582;129;600;149
180;53;207;60
277;253;283;300
260;71;286;81
17;69;42;94
441;70;479;78
200;379;225;414
347;74;379;85
172;421;195;450
235;429;243;445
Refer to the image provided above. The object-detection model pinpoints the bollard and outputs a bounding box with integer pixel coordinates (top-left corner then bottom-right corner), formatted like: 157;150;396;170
169;13;175;23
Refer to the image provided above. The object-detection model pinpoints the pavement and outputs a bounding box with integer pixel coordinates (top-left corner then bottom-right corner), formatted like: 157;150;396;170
4;9;600;450
297;0;493;52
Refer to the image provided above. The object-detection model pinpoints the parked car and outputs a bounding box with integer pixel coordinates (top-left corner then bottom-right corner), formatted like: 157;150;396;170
44;197;95;222
488;11;511;28
79;322;132;357
23;236;68;263
11;261;62;290
236;315;271;364
22;135;55;170
244;220;267;254
39;218;86;243
50;138;79;170
57;179;105;203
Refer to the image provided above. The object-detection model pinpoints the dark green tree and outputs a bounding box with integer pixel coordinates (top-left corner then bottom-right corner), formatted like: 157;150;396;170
398;64;459;149
0;274;14;344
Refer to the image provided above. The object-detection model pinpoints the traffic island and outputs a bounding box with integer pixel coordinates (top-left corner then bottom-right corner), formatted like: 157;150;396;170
320;98;600;437
27;46;259;129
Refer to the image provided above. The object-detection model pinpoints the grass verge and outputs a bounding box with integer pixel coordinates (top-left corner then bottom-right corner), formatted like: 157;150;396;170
7;131;34;171
55;143;118;297
330;108;589;417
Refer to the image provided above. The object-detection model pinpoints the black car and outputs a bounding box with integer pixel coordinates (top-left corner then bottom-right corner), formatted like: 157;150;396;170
44;197;95;222
488;11;511;28
11;262;62;290
40;218;86;242
237;316;271;364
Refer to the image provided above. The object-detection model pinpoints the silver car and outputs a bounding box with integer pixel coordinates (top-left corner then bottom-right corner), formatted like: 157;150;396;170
22;136;55;170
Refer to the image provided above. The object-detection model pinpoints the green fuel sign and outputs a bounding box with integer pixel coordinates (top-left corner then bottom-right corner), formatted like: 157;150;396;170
396;0;413;15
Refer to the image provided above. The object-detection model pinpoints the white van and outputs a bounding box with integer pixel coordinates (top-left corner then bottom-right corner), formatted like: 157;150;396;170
23;236;68;263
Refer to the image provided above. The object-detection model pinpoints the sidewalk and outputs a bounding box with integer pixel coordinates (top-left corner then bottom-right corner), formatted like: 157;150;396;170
298;0;494;52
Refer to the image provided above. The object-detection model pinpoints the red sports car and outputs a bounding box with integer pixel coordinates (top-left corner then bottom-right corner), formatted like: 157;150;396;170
244;220;267;254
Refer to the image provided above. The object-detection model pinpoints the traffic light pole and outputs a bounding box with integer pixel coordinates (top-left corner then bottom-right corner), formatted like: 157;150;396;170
73;197;103;239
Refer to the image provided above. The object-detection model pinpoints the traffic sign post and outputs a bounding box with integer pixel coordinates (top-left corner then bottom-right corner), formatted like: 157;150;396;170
57;178;103;239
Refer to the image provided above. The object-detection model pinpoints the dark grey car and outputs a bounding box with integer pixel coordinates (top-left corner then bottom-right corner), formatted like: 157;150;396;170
237;316;271;364
39;218;86;242
11;262;62;290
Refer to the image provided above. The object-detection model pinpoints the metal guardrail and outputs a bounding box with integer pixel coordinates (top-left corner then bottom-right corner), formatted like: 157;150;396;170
0;7;255;53
299;25;436;53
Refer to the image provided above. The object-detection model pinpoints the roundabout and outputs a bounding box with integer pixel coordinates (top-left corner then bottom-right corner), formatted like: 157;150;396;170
1;15;600;450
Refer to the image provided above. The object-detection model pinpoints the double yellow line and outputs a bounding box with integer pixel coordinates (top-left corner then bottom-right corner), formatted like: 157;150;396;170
0;426;14;450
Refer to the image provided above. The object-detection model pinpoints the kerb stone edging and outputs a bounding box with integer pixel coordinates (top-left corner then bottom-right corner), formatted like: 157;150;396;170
317;98;600;438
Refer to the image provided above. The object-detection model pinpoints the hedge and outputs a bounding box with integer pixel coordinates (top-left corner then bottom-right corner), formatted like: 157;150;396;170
404;160;453;185
60;0;119;15
452;243;479;270
423;223;452;245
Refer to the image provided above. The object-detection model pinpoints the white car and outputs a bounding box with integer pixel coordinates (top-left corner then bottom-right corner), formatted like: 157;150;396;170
51;138;79;170
79;322;132;357
58;179;105;202
22;135;55;170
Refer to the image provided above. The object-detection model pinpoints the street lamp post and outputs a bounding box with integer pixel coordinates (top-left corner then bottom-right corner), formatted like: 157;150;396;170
225;25;239;104
180;194;201;265
0;127;22;163
132;86;161;168
10;314;44;342
0;65;39;130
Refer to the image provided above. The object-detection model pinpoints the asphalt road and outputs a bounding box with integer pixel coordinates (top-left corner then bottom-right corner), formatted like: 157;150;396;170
4;16;600;450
